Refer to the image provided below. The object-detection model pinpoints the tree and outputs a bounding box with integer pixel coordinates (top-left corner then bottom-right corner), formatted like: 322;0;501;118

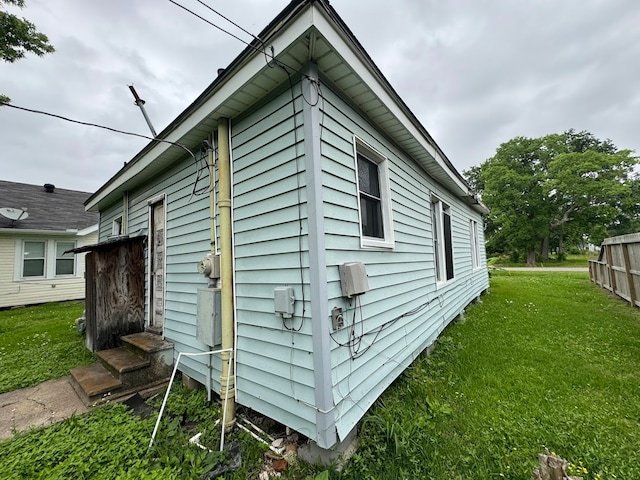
467;130;638;266
0;0;54;103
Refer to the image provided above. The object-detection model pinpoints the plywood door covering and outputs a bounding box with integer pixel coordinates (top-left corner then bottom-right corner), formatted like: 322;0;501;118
151;201;165;330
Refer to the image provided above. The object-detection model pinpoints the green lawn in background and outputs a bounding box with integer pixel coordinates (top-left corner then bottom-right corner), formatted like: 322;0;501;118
489;253;593;268
0;301;95;394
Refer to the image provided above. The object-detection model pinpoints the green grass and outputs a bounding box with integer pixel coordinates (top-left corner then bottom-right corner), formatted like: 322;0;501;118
0;301;95;393
341;271;640;479
490;253;593;268
2;274;640;479
0;383;324;479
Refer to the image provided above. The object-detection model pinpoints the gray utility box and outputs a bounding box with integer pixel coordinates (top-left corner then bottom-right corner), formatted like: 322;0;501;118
196;288;222;347
339;262;369;298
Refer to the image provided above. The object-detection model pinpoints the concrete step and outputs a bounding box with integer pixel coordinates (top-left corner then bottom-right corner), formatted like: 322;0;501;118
122;331;173;355
71;332;174;406
70;363;122;401
96;347;149;375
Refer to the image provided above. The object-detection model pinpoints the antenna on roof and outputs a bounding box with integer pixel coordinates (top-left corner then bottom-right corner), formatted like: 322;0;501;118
128;85;158;138
0;207;29;226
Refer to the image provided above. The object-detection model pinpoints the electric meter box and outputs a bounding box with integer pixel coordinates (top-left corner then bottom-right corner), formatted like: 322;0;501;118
339;262;369;298
197;254;220;279
196;288;222;346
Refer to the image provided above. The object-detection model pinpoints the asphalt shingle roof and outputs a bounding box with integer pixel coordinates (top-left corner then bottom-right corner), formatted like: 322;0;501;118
0;180;98;231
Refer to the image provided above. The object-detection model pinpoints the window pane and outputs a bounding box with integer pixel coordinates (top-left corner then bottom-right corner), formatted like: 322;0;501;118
357;155;380;198
443;211;454;280
360;195;383;238
56;259;75;275
24;241;45;258
24;259;44;277
56;242;74;258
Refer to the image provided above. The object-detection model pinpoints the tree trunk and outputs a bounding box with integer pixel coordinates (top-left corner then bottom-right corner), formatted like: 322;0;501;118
558;231;564;256
527;249;536;267
540;236;549;260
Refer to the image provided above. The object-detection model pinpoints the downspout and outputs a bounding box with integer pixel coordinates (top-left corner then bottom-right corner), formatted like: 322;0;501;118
207;133;216;402
218;118;236;430
208;133;216;256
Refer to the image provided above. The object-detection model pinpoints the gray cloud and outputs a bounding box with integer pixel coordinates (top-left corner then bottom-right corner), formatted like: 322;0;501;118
1;0;638;192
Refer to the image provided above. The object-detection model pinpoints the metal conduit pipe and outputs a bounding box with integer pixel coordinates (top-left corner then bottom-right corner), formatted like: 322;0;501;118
217;118;236;430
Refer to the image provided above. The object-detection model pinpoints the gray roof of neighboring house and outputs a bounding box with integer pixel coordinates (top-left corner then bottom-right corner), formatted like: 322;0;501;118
0;180;98;231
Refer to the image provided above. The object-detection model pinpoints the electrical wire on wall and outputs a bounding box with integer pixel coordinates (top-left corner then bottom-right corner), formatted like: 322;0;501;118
330;294;444;360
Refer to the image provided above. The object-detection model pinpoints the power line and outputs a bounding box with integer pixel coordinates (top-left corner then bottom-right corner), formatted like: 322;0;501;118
167;0;250;48
167;0;294;73
0;101;196;162
193;0;255;39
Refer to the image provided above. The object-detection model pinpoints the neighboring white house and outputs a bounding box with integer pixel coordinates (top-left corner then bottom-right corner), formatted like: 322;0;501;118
0;180;98;308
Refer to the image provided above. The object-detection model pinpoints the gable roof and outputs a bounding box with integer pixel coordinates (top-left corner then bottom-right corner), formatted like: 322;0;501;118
86;0;487;214
0;180;98;232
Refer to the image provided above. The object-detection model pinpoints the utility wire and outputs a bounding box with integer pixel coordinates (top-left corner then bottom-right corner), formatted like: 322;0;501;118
0;101;197;163
167;0;296;73
193;0;255;39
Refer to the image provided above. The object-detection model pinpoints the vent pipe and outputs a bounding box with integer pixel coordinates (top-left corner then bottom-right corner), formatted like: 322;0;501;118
44;183;55;193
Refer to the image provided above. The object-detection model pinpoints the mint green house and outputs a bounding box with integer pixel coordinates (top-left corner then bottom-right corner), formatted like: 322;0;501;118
85;0;488;452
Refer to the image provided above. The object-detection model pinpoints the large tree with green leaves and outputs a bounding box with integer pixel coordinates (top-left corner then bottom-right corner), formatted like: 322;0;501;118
467;130;638;266
0;0;54;103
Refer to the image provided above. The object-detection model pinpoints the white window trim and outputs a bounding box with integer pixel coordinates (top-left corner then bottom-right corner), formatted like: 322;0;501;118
111;215;123;237
55;240;77;277
431;196;454;286
16;238;78;280
353;136;394;249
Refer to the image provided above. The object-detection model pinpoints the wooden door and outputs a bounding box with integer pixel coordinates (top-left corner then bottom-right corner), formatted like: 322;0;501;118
150;201;165;332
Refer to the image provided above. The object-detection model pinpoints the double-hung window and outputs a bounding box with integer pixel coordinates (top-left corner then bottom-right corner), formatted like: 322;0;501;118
55;241;76;275
431;197;454;282
23;241;46;277
20;240;76;279
354;137;394;249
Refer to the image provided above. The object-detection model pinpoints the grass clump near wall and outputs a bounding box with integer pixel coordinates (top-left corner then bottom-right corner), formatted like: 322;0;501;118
0;301;95;393
341;271;640;479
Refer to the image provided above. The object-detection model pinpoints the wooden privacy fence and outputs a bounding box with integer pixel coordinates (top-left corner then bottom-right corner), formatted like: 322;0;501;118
589;233;640;308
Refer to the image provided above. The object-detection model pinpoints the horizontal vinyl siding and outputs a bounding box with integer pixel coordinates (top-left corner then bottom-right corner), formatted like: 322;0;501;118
0;231;97;308
121;153;221;389
232;83;318;439
320;85;489;440
98;203;123;242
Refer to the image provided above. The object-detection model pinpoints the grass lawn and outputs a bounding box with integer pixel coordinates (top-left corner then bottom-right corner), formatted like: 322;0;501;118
490;253;594;268
1;272;640;479
0;301;95;394
342;271;640;479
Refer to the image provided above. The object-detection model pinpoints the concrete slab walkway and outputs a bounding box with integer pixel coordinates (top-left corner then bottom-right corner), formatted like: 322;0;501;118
0;377;87;441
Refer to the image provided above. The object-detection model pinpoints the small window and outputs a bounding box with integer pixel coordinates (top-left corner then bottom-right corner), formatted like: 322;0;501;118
23;241;45;277
55;241;75;276
354;138;394;249
112;216;122;236
432;198;454;282
470;220;480;269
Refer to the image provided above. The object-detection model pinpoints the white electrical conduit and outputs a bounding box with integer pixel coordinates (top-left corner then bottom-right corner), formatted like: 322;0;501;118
149;348;233;451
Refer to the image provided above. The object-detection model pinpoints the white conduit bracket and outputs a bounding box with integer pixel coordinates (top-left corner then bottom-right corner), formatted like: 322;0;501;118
148;348;234;451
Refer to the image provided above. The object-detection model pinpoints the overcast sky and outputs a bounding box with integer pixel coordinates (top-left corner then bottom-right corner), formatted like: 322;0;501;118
1;0;638;194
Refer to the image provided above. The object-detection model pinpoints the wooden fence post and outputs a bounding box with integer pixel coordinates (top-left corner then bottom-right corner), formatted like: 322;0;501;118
605;244;617;295
622;243;637;307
